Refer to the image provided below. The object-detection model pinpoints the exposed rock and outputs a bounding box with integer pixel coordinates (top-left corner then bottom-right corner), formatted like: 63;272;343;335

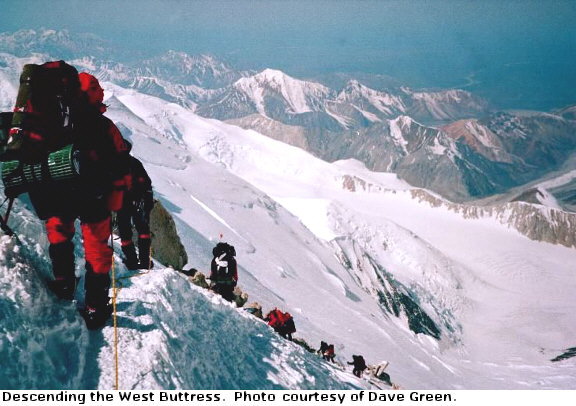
411;189;576;248
551;347;576;362
226;114;309;150
149;199;188;269
333;238;450;341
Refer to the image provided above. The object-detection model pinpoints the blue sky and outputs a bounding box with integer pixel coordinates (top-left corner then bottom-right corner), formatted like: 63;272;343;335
2;0;575;109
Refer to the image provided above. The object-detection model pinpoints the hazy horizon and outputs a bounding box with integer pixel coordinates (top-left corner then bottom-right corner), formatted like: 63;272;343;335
2;0;575;110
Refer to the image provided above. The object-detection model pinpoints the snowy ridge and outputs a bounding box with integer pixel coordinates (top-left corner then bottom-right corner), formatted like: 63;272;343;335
403;87;489;121
410;189;576;248
0;29;110;59
0;219;365;389
336;80;406;116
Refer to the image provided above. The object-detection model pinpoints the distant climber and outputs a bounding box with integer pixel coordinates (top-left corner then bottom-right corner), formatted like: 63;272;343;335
369;361;391;385
265;308;283;334
280;312;296;341
348;355;368;378
323;344;336;363
118;155;154;270
264;308;296;341
209;242;238;302
317;341;329;356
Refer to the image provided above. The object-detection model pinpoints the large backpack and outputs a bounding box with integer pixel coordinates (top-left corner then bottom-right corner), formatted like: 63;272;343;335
282;313;296;334
212;242;236;257
212;242;236;278
214;255;235;281
0;61;84;198
3;61;82;162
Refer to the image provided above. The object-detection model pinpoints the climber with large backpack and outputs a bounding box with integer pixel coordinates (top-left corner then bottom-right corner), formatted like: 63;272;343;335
264;308;283;331
279;311;296;341
117;155;154;270
1;62;131;329
348;355;368;378
263;308;295;340
209;242;238;302
323;344;336;363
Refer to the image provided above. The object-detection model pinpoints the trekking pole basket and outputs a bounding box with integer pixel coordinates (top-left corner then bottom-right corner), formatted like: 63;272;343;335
1;144;80;198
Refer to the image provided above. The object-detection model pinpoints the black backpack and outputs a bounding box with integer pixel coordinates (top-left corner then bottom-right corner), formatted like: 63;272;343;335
212;242;236;257
212;242;236;280
0;61;84;199
2;60;83;163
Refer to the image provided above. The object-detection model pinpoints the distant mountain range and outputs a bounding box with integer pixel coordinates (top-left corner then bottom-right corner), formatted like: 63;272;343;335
1;28;575;205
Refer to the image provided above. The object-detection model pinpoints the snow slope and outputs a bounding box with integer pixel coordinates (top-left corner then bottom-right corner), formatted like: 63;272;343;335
0;228;365;390
106;83;576;388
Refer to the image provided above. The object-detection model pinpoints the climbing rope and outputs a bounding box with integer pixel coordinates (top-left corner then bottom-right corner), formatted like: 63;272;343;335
112;257;119;390
110;240;153;390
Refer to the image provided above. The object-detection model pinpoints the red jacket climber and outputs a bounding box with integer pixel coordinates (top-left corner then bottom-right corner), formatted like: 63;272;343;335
31;72;131;329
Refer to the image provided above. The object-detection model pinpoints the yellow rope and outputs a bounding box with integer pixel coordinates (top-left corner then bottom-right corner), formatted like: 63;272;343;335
111;238;153;390
112;256;119;390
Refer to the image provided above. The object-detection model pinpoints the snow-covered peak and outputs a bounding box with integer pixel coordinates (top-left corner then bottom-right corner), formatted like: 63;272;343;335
336;80;406;116
241;69;331;94
235;69;333;114
139;51;248;88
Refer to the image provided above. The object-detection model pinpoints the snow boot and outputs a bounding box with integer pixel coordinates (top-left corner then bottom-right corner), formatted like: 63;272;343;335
47;277;79;301
82;269;112;330
81;304;113;330
48;241;77;300
121;242;139;270
137;237;152;269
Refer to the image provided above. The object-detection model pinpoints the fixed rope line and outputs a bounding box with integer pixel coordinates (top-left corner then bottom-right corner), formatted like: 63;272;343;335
112;256;119;390
110;244;153;390
109;232;155;390
110;259;149;391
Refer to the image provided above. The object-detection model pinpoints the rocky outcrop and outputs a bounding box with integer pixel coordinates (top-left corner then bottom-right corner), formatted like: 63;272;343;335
374;264;441;339
149;199;188;269
332;238;453;341
410;189;576;248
